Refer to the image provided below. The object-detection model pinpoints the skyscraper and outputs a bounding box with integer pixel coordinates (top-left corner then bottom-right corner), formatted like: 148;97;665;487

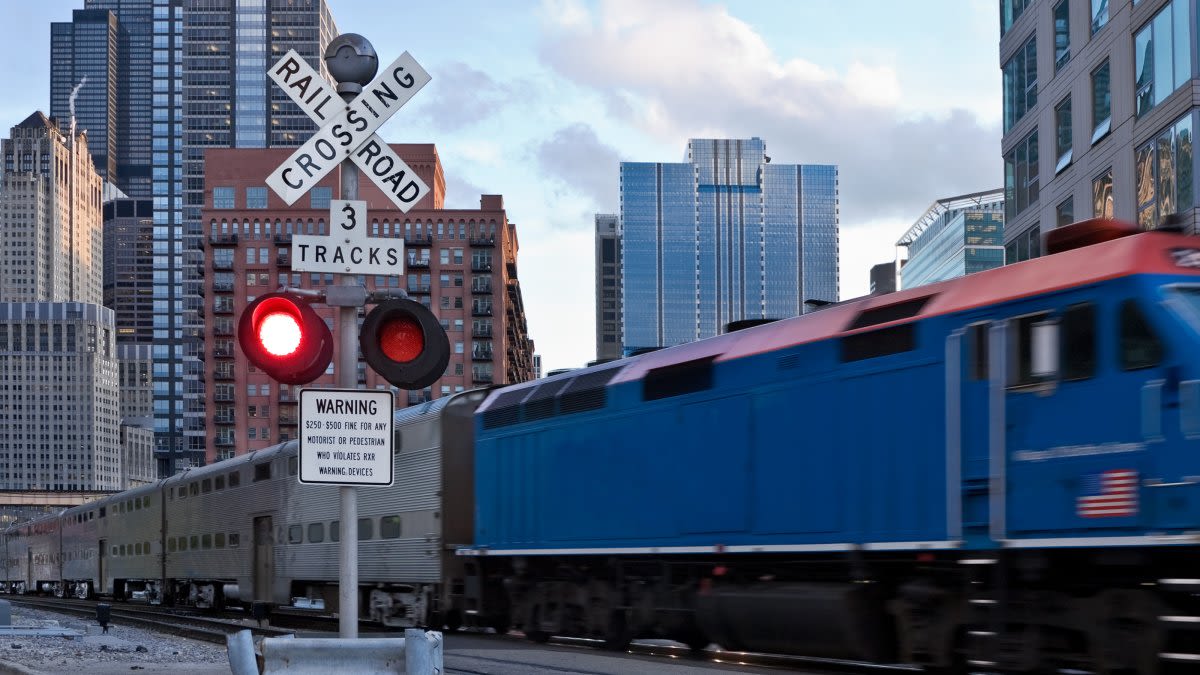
0;112;103;306
50;9;123;188
54;0;338;473
102;197;154;343
619;138;838;353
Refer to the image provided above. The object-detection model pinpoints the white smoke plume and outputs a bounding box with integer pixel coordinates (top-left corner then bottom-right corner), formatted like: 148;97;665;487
69;77;87;140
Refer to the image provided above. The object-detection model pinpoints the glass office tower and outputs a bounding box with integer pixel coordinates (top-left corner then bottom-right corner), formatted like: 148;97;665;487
53;0;337;474
620;138;839;354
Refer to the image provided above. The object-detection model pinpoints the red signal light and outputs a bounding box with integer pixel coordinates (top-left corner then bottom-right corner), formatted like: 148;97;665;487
360;299;449;390
378;316;424;363
237;293;334;385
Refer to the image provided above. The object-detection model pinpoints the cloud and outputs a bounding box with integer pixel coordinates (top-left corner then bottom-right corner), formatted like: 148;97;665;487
534;123;624;209
413;62;522;132
537;0;1002;227
442;171;490;210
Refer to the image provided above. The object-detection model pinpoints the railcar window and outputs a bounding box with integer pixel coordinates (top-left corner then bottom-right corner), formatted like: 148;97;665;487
127;500;133;512
308;523;324;543
202;479;212;493
1062;303;1096;380
969;324;989;380
202;534;212;549
841;324;916;362
119;545;126;556
168;539;177;553
190;535;199;550
1008;312;1051;387
111;546;117;556
229;533;239;548
134;543;141;555
358;518;374;540
1120;300;1164;369
288;525;303;544
144;496;151;508
177;487;186;499
229;471;240;487
215;476;225;491
99;507;105;517
190;482;199;496
330;521;340;543
380;516;401;539
288;456;298;476
143;541;149;554
215;533;225;548
178;537;187;551
643;357;715;401
254;463;271;482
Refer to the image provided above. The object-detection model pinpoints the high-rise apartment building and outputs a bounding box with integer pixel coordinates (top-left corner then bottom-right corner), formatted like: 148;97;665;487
897;189;1006;290
0;302;121;491
869;262;897;295
0;113;104;306
116;343;155;488
1000;0;1196;259
53;0;338;472
201;146;534;463
619;138;838;353
593;213;622;361
102;197;154;344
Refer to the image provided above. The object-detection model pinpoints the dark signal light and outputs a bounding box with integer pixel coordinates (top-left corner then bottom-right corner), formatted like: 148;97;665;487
360;299;450;390
237;292;334;385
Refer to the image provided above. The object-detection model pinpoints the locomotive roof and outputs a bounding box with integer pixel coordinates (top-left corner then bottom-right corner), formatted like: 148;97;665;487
613;227;1200;379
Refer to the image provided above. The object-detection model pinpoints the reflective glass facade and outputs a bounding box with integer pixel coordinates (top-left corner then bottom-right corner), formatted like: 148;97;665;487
898;190;1005;290
620;138;839;353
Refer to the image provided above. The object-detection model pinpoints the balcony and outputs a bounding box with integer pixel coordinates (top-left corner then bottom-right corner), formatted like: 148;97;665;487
472;351;494;362
214;436;235;447
408;285;431;294
472;327;492;338
213;303;235;315
278;393;297;405
214;391;234;402
213;281;234;293
472;373;493;384
278;414;298;426
276;255;290;267
209;234;239;246
469;236;495;247
213;369;235;381
471;261;492;272
471;284;492;295
212;260;233;271
274;234;292;245
213;347;234;359
471;306;492;317
214;414;235;425
406;258;430;269
214;324;234;337
406;234;432;246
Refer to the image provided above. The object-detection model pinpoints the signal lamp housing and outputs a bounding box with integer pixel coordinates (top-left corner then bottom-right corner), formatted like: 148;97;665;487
237;292;334;385
360;299;450;390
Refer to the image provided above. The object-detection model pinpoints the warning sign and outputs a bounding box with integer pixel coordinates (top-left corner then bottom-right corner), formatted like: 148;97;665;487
298;388;394;486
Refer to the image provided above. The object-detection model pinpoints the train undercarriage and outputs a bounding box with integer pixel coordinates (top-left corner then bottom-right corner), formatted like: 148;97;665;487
478;547;1200;674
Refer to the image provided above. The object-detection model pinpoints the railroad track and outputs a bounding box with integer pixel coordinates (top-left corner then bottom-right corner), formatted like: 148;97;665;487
3;596;295;645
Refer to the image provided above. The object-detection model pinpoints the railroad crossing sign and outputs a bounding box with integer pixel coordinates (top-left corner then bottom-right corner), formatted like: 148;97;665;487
266;49;432;212
290;199;404;275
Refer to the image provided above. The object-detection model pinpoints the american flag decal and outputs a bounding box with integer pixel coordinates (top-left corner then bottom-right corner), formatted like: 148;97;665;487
1077;469;1139;518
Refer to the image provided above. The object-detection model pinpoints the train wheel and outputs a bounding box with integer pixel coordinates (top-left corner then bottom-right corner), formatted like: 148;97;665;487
602;609;631;651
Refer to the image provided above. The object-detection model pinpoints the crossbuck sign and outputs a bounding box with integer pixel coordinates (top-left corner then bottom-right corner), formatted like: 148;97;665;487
266;50;431;212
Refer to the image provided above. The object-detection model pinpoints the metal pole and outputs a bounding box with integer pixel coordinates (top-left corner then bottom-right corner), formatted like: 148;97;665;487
337;99;361;641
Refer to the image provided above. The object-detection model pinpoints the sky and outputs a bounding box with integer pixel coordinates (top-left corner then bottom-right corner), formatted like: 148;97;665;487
2;0;1003;374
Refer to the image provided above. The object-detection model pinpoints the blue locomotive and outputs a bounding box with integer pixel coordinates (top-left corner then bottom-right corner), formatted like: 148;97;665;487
458;219;1200;673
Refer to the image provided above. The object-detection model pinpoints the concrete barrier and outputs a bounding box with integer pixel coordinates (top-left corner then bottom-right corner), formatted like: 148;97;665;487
226;628;443;674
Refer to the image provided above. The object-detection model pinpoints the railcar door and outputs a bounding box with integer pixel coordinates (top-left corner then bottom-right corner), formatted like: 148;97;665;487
253;517;274;602
948;322;996;547
98;539;107;595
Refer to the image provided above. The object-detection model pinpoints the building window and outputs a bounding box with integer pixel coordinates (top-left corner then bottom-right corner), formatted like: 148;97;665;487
1091;0;1108;35
1055;96;1072;173
1003;34;1037;133
1135;113;1194;230
1053;0;1070;70
1056;196;1074;227
246;187;267;209
1134;0;1191;118
1027;224;1041;259
1001;0;1032;36
1093;167;1114;218
1091;60;1111;144
213;187;234;209
1004;129;1039;219
310;186;332;209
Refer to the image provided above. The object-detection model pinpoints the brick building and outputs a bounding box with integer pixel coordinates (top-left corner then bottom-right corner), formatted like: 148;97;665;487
201;145;534;462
